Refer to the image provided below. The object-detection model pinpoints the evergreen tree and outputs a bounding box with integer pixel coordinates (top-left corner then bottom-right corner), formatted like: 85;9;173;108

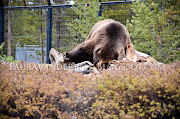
68;0;106;45
126;0;180;63
102;1;132;25
6;0;47;60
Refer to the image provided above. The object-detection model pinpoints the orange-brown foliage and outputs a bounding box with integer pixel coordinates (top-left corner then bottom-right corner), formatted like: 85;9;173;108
0;61;179;118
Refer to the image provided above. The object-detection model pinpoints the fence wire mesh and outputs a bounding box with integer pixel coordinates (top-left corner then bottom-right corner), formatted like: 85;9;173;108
102;4;131;24
52;7;78;52
4;9;47;62
2;1;132;63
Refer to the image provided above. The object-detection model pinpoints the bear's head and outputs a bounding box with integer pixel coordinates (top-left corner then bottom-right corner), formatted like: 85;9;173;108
64;47;93;64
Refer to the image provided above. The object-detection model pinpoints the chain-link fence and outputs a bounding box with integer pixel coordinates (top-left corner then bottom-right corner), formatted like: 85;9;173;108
1;1;132;63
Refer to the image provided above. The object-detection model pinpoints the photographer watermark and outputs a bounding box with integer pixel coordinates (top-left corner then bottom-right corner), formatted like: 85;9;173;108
9;62;164;71
107;63;164;70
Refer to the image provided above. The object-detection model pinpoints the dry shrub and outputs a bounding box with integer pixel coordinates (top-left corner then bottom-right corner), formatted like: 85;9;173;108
89;62;180;118
0;61;179;119
0;62;87;118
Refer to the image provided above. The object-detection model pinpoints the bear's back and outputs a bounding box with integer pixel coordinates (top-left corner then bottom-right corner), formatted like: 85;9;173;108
85;19;116;41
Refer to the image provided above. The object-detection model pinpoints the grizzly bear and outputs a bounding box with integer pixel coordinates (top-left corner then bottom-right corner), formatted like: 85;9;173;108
64;19;132;66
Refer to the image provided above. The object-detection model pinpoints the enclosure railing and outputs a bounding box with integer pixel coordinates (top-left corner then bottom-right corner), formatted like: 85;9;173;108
0;0;133;63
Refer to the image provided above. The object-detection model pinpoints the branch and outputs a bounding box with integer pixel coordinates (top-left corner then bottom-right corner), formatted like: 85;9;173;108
49;48;64;64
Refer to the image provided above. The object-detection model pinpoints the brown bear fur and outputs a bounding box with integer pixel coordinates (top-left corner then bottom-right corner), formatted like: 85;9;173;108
64;19;132;66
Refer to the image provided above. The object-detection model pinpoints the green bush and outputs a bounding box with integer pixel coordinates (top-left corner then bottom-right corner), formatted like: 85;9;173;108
0;42;15;62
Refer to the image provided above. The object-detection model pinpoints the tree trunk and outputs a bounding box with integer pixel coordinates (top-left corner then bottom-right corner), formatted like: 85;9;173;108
7;0;11;56
54;0;64;51
40;19;43;63
40;7;44;63
55;9;61;50
49;48;64;64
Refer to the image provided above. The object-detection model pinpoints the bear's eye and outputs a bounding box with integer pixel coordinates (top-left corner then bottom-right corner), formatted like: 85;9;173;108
96;49;101;54
79;47;84;51
64;53;69;57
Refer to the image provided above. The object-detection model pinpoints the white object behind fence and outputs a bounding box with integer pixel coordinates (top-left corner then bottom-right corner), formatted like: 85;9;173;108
15;44;46;63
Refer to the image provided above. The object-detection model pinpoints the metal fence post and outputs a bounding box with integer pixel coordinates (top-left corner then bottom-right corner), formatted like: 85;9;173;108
24;44;26;61
98;0;102;17
46;7;52;64
0;5;4;45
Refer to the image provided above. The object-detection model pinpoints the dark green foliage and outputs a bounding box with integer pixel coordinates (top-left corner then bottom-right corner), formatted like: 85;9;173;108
4;8;47;58
68;0;106;43
0;42;14;62
126;0;180;63
102;4;131;25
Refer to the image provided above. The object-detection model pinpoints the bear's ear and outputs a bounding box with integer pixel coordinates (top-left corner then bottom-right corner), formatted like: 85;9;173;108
127;44;134;49
63;52;67;57
63;52;70;61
